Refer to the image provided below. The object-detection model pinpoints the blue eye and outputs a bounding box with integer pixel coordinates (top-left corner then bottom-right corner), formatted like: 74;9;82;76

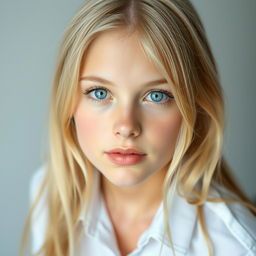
83;86;174;105
146;91;167;102
93;88;108;100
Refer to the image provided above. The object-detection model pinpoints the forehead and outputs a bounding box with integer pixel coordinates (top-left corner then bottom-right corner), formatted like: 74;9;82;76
80;29;163;80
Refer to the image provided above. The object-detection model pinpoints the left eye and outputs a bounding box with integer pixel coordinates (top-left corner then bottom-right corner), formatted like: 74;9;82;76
146;91;170;103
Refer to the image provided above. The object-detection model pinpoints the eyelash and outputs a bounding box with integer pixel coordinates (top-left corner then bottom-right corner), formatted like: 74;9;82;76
82;86;174;106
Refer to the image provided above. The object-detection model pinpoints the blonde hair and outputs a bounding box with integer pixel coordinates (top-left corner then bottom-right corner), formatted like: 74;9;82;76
20;0;256;255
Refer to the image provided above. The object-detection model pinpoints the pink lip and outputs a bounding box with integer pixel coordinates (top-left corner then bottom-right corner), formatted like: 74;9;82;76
105;147;147;165
106;153;146;165
106;147;146;155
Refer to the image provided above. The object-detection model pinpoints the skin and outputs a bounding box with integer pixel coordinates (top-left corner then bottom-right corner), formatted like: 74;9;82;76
73;29;182;226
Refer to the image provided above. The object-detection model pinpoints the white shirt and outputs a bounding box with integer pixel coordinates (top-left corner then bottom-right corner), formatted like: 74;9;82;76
30;165;256;256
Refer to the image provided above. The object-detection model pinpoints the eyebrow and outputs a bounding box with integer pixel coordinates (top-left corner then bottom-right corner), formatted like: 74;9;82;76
79;75;168;87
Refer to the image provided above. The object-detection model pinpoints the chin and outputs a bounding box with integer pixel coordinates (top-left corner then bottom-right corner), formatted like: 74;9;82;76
113;181;143;188
107;172;149;188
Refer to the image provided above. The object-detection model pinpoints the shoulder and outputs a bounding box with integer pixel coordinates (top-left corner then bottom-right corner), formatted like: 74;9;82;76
191;185;256;255
29;164;48;254
29;164;47;203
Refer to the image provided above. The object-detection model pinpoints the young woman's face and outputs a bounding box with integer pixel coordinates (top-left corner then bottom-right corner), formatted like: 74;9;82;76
74;29;182;187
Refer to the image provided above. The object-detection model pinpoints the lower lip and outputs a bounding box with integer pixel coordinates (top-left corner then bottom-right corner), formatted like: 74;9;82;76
106;153;146;165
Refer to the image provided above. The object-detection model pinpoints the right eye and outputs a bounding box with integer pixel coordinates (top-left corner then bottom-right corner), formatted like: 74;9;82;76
83;86;111;102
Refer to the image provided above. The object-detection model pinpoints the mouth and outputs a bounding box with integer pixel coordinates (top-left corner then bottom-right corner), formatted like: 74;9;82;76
105;147;147;165
105;147;146;155
105;153;146;165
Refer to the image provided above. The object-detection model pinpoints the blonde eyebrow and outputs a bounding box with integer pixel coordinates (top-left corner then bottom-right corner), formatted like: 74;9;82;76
79;75;168;87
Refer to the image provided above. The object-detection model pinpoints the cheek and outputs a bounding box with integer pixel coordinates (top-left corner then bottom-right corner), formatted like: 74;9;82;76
149;110;182;151
73;106;102;150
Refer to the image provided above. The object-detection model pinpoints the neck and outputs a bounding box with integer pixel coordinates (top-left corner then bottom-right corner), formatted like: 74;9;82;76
100;166;168;222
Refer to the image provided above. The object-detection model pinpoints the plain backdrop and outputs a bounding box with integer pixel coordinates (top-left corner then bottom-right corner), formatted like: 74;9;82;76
0;1;255;255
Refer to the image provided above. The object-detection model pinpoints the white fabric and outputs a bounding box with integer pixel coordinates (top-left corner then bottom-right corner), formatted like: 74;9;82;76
30;165;256;256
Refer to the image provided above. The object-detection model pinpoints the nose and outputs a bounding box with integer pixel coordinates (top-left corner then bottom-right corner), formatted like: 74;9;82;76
113;107;142;138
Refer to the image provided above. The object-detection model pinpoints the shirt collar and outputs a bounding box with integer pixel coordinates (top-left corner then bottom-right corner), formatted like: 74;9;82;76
78;168;198;254
146;187;198;254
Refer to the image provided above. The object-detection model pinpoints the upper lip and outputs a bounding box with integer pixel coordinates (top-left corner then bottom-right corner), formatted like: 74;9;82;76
105;147;146;155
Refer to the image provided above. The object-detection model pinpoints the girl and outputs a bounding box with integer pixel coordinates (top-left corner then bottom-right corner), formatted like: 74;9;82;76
21;0;256;255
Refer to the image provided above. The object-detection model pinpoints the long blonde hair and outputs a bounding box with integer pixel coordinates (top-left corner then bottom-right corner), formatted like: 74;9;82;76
20;0;256;255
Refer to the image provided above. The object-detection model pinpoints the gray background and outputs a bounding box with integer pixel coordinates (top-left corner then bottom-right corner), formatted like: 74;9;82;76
0;0;255;255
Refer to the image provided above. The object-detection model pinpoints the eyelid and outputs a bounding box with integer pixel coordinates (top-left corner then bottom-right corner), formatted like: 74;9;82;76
83;85;111;94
